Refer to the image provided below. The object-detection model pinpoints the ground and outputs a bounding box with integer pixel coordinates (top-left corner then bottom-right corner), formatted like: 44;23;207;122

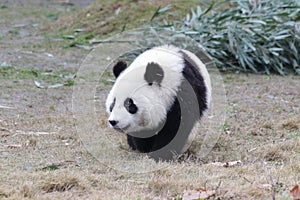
0;1;299;199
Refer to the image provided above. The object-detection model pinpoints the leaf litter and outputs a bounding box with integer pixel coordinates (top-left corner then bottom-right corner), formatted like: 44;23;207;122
182;189;216;200
291;185;300;200
207;160;242;167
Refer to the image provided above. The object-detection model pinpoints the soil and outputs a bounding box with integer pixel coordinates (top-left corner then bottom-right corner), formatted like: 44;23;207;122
0;1;299;199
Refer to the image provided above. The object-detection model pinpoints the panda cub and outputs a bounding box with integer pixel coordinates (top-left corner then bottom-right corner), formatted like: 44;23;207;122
106;45;211;155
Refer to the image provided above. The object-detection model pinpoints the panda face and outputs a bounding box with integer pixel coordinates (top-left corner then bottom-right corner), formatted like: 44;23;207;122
106;64;168;133
107;95;140;132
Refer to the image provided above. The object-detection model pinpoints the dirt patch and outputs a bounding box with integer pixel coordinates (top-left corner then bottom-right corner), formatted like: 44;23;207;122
0;0;299;199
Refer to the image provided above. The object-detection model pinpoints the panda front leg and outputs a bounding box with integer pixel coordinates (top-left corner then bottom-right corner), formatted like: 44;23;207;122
126;134;156;153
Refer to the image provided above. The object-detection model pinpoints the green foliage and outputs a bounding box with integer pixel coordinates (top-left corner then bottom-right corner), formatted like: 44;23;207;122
0;4;8;9
56;29;95;49
41;164;60;171
0;66;38;79
49;105;55;111
45;12;59;20
8;28;19;35
151;0;300;75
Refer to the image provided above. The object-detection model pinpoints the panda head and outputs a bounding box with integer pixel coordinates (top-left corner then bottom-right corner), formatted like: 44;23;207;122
106;59;174;133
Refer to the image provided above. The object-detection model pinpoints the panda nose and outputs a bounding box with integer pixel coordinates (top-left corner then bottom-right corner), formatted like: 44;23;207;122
109;120;118;126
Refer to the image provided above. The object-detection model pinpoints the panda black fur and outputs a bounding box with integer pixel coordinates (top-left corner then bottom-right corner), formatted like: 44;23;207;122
106;45;211;154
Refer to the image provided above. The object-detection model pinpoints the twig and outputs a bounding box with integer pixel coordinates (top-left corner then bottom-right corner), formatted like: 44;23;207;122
243;176;253;184
268;168;276;200
213;180;222;200
0;105;15;109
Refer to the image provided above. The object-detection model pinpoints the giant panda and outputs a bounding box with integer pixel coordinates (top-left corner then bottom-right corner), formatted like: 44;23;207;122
105;45;211;159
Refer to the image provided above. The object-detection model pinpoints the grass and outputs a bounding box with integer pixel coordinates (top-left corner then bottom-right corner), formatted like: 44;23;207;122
43;0;207;38
0;66;76;86
1;71;300;199
8;28;19;35
40;175;82;193
59;31;95;48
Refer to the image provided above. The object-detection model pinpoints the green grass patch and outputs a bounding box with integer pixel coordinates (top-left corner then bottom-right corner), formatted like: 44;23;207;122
0;4;8;9
99;69;114;86
55;29;95;48
8;28;19;35
41;164;60;171
0;66;38;79
0;66;76;86
68;33;95;46
45;12;59;21
49;105;55;111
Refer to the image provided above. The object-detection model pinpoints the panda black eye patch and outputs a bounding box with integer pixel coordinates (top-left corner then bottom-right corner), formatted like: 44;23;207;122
109;98;116;112
124;98;138;114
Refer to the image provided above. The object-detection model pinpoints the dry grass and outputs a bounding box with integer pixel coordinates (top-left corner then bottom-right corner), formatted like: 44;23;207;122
1;74;299;199
282;117;299;131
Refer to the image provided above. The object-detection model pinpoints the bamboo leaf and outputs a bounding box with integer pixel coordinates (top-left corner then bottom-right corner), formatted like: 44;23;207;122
151;5;171;22
158;4;172;13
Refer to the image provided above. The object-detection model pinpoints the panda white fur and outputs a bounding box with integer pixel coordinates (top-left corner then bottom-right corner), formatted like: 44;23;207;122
106;45;211;156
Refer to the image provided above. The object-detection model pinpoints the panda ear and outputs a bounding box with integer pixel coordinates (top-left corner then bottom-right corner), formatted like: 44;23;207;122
113;61;127;78
144;62;164;86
